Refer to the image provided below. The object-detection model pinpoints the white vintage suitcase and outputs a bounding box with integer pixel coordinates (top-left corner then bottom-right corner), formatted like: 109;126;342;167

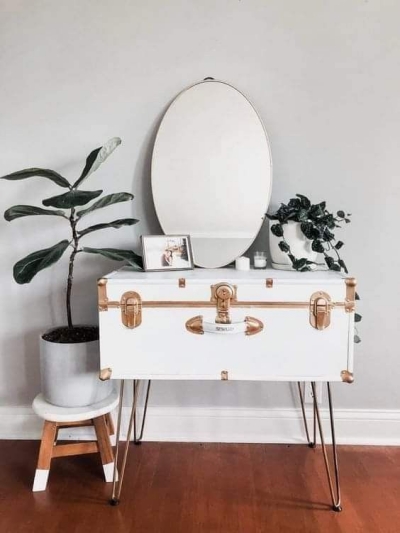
98;267;356;384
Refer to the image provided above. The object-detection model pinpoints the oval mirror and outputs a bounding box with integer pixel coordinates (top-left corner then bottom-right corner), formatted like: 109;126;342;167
152;80;272;268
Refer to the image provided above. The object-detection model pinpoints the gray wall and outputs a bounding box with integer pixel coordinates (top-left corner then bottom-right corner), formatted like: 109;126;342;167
1;0;399;410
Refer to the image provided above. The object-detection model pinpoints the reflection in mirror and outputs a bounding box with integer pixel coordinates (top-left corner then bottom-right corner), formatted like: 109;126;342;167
152;80;272;268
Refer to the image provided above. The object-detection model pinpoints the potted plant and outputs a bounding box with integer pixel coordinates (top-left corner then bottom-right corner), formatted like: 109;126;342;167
1;137;142;406
267;193;351;273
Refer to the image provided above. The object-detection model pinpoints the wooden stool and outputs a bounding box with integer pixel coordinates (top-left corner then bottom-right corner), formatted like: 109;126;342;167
32;390;119;492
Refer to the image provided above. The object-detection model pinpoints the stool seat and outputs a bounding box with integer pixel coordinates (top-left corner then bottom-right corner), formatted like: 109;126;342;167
32;390;119;492
33;390;119;422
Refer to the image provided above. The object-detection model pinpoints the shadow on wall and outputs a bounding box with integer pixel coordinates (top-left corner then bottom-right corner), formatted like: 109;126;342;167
132;101;174;239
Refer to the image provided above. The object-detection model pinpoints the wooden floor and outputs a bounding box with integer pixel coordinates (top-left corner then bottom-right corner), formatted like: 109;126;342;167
0;441;399;533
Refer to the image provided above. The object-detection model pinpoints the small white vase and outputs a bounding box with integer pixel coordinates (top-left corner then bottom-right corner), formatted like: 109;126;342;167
269;220;318;270
40;329;112;407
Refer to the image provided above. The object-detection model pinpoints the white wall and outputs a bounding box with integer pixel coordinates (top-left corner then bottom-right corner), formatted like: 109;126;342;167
1;0;399;416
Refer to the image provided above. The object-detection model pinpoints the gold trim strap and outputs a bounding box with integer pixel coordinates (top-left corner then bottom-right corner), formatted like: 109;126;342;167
98;299;347;311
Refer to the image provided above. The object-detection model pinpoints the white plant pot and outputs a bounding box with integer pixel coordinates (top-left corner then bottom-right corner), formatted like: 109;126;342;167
269;220;318;270
40;328;112;407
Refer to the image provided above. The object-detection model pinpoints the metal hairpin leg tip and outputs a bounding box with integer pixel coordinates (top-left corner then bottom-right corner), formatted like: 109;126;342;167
110;498;120;506
333;505;342;512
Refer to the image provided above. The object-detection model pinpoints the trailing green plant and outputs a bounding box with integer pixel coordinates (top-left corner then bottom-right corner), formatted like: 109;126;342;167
267;193;351;273
1;137;142;334
267;193;361;342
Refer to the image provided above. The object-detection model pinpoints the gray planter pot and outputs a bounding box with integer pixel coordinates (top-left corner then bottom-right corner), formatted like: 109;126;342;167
40;329;112;407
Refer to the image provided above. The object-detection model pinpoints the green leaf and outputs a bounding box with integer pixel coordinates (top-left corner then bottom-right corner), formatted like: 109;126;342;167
0;168;71;188
73;137;121;188
296;194;311;209
335;241;344;250
338;259;348;274
76;192;133;218
270;223;284;237
278;240;290;253
293;258;308;270
345;218;351;223
337;210;345;218
355;292;360;301
13;240;69;284
354;335;361;344
325;256;335;268
355;313;362;323
82;247;143;269
4;205;66;221
312;239;325;253
300;222;314;240
323;228;335;242
78;218;139;238
288;198;301;209
43;190;102;209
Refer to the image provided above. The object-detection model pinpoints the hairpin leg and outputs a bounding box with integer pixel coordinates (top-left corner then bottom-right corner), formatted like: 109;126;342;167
110;380;141;506
312;382;342;512
297;382;316;448
133;380;152;445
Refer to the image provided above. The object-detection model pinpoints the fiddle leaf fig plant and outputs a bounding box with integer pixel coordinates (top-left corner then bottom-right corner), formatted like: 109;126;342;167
1;138;142;339
267;194;351;273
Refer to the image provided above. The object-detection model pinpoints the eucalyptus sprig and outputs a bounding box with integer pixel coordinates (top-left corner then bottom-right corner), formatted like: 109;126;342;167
267;194;351;273
1;138;142;328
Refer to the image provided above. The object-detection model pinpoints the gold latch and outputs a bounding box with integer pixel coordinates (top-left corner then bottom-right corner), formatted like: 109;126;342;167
309;291;332;330
221;370;229;380
120;291;142;329
211;283;237;324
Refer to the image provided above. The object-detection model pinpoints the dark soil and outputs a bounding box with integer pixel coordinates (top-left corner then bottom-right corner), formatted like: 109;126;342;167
42;326;99;344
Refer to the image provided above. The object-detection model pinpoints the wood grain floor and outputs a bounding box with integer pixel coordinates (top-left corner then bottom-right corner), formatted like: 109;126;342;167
0;440;399;533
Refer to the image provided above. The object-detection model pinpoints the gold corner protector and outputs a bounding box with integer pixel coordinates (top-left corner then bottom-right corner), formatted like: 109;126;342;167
221;370;228;381
266;278;273;288
185;315;204;335
99;367;112;381
98;278;109;311
341;370;354;384
179;278;186;288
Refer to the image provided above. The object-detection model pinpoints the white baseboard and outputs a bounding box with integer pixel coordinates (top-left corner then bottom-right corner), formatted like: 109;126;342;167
1;405;400;445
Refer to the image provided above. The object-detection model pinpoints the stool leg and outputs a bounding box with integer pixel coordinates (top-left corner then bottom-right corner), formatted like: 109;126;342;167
33;421;57;492
93;415;117;482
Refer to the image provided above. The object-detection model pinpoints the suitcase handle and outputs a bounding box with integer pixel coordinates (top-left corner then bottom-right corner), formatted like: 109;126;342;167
185;315;263;336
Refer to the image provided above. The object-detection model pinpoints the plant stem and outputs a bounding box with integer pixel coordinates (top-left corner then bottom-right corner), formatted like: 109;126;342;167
66;208;79;328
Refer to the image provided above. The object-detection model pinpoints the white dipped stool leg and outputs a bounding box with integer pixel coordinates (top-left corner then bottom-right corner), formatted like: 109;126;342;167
32;421;57;492
93;415;118;482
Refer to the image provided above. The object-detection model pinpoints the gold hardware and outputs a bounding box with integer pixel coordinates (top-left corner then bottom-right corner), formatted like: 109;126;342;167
244;316;264;336
341;370;354;384
310;291;332;330
98;278;108;311
98;299;347;310
185;315;204;335
345;277;357;313
99;367;112;381
211;282;237;324
266;278;273;288
179;278;186;288
120;291;142;329
221;370;228;380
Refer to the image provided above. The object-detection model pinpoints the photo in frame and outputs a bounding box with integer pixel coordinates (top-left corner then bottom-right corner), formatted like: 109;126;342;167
141;235;194;271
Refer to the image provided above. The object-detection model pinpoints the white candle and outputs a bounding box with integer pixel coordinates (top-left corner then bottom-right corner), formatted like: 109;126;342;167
254;257;267;268
253;251;267;269
235;256;250;271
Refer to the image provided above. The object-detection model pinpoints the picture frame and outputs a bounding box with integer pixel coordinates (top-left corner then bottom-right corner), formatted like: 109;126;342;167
141;235;194;271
